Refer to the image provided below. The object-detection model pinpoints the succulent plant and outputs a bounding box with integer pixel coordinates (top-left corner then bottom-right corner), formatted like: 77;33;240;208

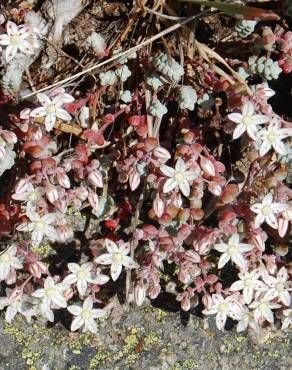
149;99;168;118
99;70;117;86
248;56;282;80
234;20;257;38
115;65;132;82
153;53;184;82
146;73;164;91
177;86;197;111
119;90;132;103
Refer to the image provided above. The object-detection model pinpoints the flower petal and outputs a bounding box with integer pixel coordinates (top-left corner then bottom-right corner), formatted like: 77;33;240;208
110;263;122;281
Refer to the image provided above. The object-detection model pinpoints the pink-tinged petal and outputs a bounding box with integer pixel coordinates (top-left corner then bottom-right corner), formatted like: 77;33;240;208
11;258;23;270
44;306;54;322
31;230;44;246
91;274;110;285
163;178;177;193
214;243;227;253
265;213;278;229
42;213;56;224
175;158;186;172
52;293;67;308
83;297;93;309
218;253;230;269
30;107;47;118
0;34;10;45
27;211;40;222
216;312;227;330
37;93;51;106
68;305;82;316
280;291;290;306
16;222;34;232
110;263;122;281
92;308;106;319
56;108;72;121
203;308;218;315
259;141;271;156
230;234;239;245
263;193;273;206
71;316;84;331
31;288;45;298
122;255;138;269
238;243;252;253
44;276;55;288
233;123;246;139
160;165;175;178
45;114;56;132
179;180;190;197
105;239;118;254
228;113;243;124
6;21;18;36
243;287;253;304
250;203;261;214
85;318;97;334
246;125;258;140
230;280;244;292
263;309;274;323
185;171;198;181
272;140;287;155
95;253;113;265
277;267;288;282
11;192;29;201
242;101;254;116
5;45;17;62
77;279;87;297
252;114;269;124
18;40;34;55
271;203;287;214
62;274;77;285
82;262;93;272
263;289;278;301
278;128;292;139
254;281;268;291
44;225;59;241
232;253;246;269
254;214;265;228
119;242;130;256
212;294;224;306
52;94;65;107
0;264;10;280
5;306;17;323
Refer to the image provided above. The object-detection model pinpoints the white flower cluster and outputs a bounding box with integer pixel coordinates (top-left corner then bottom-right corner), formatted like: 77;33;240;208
153;53;184;82
177;85;197;110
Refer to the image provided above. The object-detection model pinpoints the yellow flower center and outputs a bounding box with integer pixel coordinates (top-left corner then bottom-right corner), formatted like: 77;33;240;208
0;253;12;263
244;278;253;288
82;309;92;320
28;191;38;202
262;205;271;216
10;35;21;46
219;303;228;312
267;132;277;143
35;220;45;231
259;302;267;311
174;171;184;182
112;253;123;263
47;104;56;114
228;245;238;256
242;116;253;126
77;269;87;280
276;282;284;291
45;287;56;298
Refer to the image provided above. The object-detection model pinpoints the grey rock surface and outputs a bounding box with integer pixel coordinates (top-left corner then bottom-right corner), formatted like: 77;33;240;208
0;305;291;370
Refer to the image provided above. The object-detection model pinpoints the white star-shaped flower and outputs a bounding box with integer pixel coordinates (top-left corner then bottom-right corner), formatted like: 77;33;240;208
262;267;292;306
203;294;242;330
249;298;280;323
95;239;138;281
31;276;68;322
250;193;287;229
63;262;109;297
12;183;45;211
16;211;59;247
282;309;292;330
214;234;253;269
161;158;198;197
30;93;72;132
0;245;22;281
230;270;267;304
68;297;106;333
0;21;39;62
256;119;292;156
228;101;269;140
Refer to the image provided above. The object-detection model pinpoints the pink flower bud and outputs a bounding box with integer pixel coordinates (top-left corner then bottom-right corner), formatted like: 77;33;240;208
33;128;43;141
208;181;222;196
153;146;171;160
57;225;73;241
134;280;146;306
46;184;58;203
14;179;29;194
75;186;89;201
202;294;212;310
278;217;288;238
57;172;70;188
2;130;17;144
181;297;191;311
200;156;215;177
148;284;161;299
178;269;190;284
129;169;140;191
185;250;201;263
0;145;6;160
64;288;74;301
206;274;218;285
29;261;48;278
87;170;103;188
20;108;31;120
153;194;164;218
251;233;265;251
88;191;99;211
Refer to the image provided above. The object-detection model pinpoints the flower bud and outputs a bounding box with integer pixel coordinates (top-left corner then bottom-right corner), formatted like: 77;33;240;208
134;280;146;306
181;297;191;311
2;130;17;144
75;186;89;201
46;184;58;203
129;169;140;191
185;250;201;263
153;146;171;160
88;191;99;211
208;181;222;196
57;172;70;189
278;217;288;238
200;156;215;177
87;170;103;188
14;179;29;194
153;194;164;218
